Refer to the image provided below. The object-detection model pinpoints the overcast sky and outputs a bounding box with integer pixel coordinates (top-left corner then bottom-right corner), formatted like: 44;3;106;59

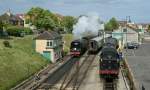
0;0;149;23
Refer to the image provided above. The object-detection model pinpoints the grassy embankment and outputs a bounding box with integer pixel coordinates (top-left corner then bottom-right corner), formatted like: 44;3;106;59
62;34;73;54
0;35;48;90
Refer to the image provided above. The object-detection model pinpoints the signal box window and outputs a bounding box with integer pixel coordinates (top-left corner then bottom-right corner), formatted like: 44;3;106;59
47;40;53;47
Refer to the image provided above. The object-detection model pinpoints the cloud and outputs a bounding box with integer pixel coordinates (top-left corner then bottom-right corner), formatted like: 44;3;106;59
0;0;48;4
13;0;21;2
0;0;150;23
29;0;48;4
58;0;123;5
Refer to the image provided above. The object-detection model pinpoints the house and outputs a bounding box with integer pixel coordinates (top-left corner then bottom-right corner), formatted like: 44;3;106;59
24;15;37;30
0;10;24;26
122;26;139;44
118;21;127;27
112;24;143;48
137;23;149;32
35;31;63;63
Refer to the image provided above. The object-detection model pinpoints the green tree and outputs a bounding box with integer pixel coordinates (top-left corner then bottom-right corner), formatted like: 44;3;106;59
62;16;76;33
0;21;4;35
0;21;8;36
26;7;56;30
104;22;113;31
104;17;119;31
0;21;4;30
109;17;119;30
26;7;76;33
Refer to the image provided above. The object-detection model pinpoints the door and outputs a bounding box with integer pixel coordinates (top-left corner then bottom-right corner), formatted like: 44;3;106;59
43;51;51;62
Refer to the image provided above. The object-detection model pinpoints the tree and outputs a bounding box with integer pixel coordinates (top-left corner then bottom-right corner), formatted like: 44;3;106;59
104;22;113;31
0;21;3;35
0;21;7;36
0;21;3;29
104;17;119;31
109;17;119;30
26;7;56;30
62;16;76;33
26;7;76;33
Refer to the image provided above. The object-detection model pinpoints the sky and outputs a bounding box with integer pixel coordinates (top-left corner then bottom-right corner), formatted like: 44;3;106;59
0;0;150;23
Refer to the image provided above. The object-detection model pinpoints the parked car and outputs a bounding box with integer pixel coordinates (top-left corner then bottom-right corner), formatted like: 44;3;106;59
124;42;139;49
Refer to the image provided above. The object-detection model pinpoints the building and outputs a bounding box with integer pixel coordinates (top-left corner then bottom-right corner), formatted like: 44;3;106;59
137;23;149;32
35;31;63;63
24;15;37;30
112;24;144;48
0;10;24;26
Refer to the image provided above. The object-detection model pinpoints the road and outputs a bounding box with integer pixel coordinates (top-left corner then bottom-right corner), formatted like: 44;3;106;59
124;39;150;89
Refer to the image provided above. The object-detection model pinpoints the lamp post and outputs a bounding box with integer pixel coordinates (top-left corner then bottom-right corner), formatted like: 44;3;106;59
125;16;128;53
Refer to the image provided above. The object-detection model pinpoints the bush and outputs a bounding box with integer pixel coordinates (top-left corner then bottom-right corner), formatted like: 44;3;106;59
6;26;23;37
23;28;33;35
3;41;11;47
6;26;33;37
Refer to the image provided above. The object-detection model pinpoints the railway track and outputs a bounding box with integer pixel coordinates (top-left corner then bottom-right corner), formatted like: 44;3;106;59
11;55;72;90
38;54;96;90
37;57;79;89
103;79;117;90
102;66;130;90
14;53;131;90
60;55;96;90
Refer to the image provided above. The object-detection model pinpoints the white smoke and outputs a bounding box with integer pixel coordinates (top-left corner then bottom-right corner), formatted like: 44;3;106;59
73;13;103;39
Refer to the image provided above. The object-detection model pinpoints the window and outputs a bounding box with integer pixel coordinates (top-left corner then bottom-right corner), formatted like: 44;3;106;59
47;40;53;47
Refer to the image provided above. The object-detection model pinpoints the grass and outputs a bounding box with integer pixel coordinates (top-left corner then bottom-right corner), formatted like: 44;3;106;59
62;34;73;54
0;35;48;90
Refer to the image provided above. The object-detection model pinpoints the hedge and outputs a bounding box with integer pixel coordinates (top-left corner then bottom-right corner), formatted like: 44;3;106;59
23;27;33;35
6;26;33;37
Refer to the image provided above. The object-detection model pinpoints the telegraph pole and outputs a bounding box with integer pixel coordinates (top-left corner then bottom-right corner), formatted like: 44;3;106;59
126;16;128;53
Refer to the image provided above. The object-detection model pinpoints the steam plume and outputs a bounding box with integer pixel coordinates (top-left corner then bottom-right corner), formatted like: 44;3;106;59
73;13;102;39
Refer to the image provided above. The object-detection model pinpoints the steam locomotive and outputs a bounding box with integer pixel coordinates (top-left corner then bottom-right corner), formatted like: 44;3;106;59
70;39;88;56
99;37;120;78
70;35;96;56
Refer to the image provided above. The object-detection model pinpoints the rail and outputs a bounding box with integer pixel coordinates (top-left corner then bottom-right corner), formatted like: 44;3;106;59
37;57;79;89
11;55;72;90
103;79;117;90
61;55;96;90
38;55;96;90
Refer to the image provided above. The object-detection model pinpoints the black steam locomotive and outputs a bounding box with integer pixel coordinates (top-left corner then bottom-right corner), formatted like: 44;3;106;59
99;37;120;78
70;35;96;56
70;39;88;56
